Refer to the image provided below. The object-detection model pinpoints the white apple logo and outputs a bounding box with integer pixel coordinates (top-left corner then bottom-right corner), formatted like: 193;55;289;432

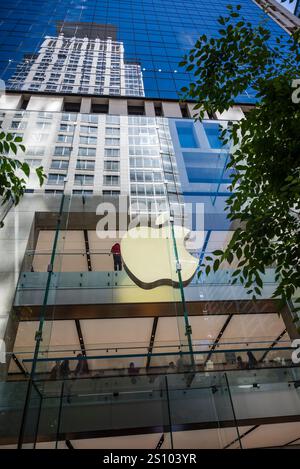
121;222;198;290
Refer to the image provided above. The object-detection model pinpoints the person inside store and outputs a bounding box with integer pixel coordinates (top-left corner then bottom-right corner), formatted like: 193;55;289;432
49;360;61;379
74;353;89;376
247;350;258;369
111;242;122;271
128;361;139;383
237;356;246;369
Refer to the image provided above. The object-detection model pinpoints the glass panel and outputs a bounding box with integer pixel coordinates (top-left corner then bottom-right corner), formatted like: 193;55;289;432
17;193;73;447
16;364;300;448
176;122;199;148
0;379;30;448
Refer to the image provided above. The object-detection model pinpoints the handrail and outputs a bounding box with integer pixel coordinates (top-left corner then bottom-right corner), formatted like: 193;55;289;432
21;345;294;364
9;338;292;355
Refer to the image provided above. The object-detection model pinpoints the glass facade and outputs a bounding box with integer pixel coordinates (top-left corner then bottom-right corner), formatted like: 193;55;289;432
0;0;290;100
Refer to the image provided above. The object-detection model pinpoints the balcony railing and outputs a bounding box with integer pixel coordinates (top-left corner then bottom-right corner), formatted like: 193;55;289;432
1;359;300;448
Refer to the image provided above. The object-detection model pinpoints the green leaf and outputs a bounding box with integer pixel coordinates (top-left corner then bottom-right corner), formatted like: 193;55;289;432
10;142;17;155
227;251;234;264
36;166;46;186
212;250;223;256
21;162;30;178
213;259;220;272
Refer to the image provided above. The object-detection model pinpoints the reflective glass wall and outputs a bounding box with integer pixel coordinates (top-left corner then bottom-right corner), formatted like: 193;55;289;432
0;0;290;100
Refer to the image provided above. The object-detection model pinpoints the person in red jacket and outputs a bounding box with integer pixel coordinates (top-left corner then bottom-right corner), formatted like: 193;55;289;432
111;242;122;271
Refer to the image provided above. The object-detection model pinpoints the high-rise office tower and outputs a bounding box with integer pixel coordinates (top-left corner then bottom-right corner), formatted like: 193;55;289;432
0;0;300;450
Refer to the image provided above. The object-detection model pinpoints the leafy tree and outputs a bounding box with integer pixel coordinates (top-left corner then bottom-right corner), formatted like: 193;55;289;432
0;131;45;218
179;5;300;316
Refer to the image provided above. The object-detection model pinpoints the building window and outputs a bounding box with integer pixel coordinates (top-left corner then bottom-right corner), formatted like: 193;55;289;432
63;102;81;113
104;161;120;172
102;190;120;196
38;112;53;119
128;105;145;116
176;122;199;148
104;148;120;157
76;160;95;170
13;112;25;119
74;174;94;185
36;121;51;129
79;136;97;145
91;103;108;113
45;189;64;194
57;134;73;143
203;122;227;149
54;146;71;156
26;147;45;156
73;190;93;195
29;84;41;91
106;115;120;125
59;123;74;132
50;160;69;170
81;114;98;124
11;121;27;130
106;127;120;136
80;125;97;134
47;173;66;185
61;113;77;122
154;103;163;116
103;175;120;186
78;147;96;157
105;138;120;146
61;85;74;92
24;159;42;168
180;103;190;118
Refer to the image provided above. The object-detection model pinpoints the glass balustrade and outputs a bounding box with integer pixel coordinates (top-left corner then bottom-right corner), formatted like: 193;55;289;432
0;343;300;448
2;364;300;449
8;342;295;378
15;264;279;303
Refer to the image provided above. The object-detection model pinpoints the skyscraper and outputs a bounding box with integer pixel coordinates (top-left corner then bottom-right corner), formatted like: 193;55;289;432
0;0;299;451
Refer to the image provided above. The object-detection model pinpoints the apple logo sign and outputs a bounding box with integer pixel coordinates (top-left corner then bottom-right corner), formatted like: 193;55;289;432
121;221;198;290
